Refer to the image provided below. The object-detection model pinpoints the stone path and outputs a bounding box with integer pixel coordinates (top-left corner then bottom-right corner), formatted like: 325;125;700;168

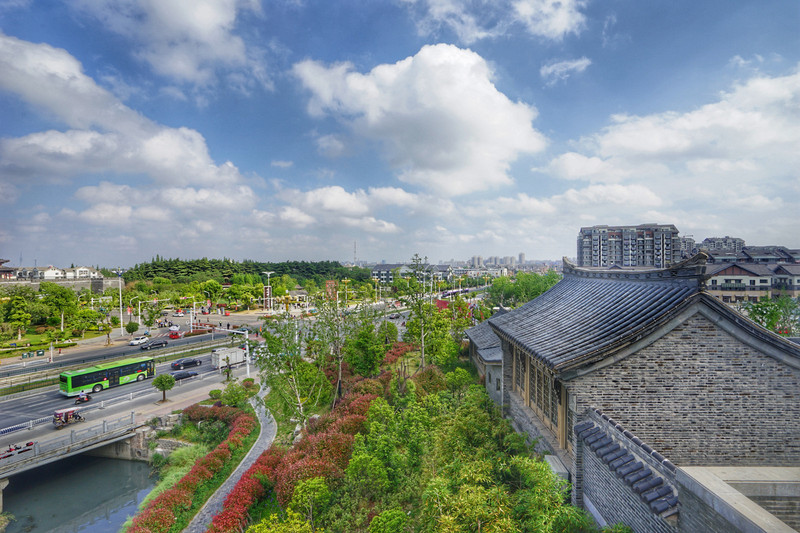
183;391;277;533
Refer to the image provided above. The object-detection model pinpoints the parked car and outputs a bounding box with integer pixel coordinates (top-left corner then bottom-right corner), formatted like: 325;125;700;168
170;370;198;381
171;357;202;370
129;336;149;346
140;338;168;350
388;313;401;319
173;311;185;317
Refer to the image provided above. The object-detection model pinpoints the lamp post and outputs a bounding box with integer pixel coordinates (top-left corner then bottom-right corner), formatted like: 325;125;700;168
262;271;275;312
117;268;124;336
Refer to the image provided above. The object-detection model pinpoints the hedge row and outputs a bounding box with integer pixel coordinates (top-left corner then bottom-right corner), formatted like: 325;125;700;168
206;386;382;532
127;405;258;533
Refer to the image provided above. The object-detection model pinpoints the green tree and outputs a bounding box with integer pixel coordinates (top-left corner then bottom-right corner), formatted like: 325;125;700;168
125;321;139;336
368;509;407;533
345;323;385;377
201;279;223;303
402;253;433;368
257;319;331;428
290;477;331;531
745;296;799;335
309;297;361;405
69;308;103;338
247;510;319;533
40;282;78;331
153;374;175;402
376;320;398;349
220;381;250;408
8;295;31;340
403;304;459;368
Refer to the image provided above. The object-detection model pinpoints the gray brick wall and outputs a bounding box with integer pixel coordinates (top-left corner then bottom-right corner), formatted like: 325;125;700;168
570;315;800;466
578;410;678;533
583;447;677;533
677;484;745;533
749;496;800;531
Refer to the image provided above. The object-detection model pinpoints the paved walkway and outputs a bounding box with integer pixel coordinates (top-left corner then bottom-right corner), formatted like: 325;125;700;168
184;390;277;533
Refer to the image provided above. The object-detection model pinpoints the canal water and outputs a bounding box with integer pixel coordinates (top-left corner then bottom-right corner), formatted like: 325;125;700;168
4;455;155;533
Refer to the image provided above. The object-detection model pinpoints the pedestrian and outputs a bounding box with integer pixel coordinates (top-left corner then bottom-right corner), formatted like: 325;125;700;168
58;348;62;355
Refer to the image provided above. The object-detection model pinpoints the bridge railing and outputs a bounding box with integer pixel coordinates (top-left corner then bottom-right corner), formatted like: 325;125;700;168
0;413;136;474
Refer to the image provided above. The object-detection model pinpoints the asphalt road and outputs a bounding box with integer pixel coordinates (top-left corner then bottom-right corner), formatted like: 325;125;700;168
0;354;255;449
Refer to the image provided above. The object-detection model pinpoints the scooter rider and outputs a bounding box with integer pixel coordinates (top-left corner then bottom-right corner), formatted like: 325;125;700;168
79;390;87;401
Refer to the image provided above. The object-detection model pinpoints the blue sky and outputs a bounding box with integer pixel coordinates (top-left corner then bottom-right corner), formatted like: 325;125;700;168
1;0;798;268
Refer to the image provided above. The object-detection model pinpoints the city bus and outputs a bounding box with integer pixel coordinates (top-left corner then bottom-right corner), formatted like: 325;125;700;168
59;356;156;396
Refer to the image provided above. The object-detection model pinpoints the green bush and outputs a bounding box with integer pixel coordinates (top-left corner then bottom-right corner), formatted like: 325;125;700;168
209;389;222;400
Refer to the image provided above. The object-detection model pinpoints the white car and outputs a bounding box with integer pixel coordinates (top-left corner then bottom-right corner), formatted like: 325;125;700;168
129;336;149;346
173;311;185;317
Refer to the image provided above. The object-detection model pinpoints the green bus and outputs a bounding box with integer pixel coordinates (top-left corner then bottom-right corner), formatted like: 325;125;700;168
59;356;156;396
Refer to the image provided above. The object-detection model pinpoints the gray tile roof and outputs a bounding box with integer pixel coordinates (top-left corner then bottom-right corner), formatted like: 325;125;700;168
489;255;708;373
706;263;777;276
465;320;499;350
489;253;800;374
478;346;503;363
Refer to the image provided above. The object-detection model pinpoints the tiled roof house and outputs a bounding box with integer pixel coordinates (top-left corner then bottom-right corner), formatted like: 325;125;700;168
486;253;800;533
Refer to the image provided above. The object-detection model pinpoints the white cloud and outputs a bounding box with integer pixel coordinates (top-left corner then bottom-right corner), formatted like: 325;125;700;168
534;65;800;251
540;57;591;86
398;0;500;44
398;0;588;43
278;206;315;228
316;134;346;157
71;0;269;90
293;44;547;196
513;0;587;40
271;160;293;168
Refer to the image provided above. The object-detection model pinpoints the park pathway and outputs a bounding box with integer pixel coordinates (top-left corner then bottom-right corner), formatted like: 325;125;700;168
183;390;277;533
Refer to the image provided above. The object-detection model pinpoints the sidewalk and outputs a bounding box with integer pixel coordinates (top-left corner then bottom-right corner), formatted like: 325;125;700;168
184;389;277;533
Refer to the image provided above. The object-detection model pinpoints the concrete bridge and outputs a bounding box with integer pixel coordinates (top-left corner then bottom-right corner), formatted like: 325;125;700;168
0;412;139;511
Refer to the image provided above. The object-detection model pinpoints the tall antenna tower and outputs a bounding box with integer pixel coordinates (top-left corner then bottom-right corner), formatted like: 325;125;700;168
353;240;357;265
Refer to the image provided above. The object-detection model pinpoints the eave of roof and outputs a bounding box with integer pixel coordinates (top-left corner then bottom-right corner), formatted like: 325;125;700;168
489;253;800;375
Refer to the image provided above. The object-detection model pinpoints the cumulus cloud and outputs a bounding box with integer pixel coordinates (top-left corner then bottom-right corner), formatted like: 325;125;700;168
529;65;800;251
293;43;547;196
70;0;269;90
540;57;591;86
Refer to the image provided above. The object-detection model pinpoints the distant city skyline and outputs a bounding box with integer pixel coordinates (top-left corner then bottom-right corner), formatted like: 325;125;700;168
1;2;798;267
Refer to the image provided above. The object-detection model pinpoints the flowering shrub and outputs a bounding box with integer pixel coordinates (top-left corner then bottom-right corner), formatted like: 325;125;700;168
382;342;415;365
330;414;367;436
336;393;378;417
128;506;176;533
351;377;386;397
128;405;258;533
274;456;342;507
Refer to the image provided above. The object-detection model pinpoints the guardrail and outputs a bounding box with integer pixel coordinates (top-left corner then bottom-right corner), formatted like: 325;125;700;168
0;412;136;474
1;337;230;380
0;372;210;437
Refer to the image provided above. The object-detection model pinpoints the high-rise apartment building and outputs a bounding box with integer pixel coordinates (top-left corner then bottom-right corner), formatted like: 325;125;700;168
576;224;681;268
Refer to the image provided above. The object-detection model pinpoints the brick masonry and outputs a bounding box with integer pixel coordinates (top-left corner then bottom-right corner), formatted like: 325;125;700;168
749;497;800;531
675;483;744;533
577;409;678;533
569;314;800;466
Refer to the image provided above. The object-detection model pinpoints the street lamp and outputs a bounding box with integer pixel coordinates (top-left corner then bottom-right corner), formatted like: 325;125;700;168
117;268;124;337
262;271;275;312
